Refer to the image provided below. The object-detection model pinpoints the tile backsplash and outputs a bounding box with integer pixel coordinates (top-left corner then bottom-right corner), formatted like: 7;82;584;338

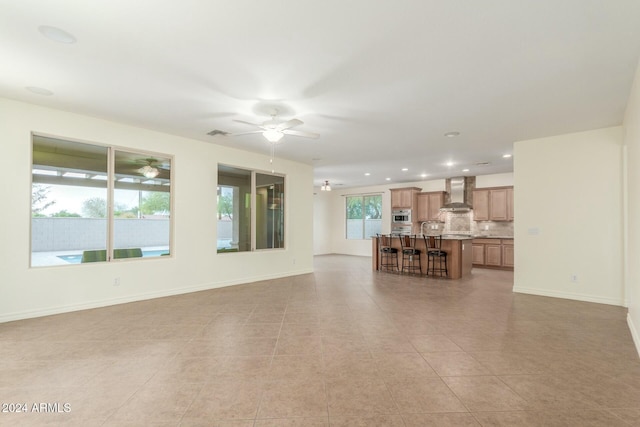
434;211;514;237
442;212;472;234
471;220;514;237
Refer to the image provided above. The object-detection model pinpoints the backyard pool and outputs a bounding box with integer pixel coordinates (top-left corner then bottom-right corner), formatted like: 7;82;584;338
57;249;169;264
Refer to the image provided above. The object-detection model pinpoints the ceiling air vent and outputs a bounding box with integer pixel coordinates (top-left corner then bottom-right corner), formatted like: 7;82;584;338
206;129;230;136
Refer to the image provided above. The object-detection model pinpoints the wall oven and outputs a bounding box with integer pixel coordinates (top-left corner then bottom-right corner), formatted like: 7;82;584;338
391;225;412;235
391;209;411;224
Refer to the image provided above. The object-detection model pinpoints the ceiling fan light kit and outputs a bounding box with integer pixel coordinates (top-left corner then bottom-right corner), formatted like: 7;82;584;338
263;129;284;143
138;165;159;178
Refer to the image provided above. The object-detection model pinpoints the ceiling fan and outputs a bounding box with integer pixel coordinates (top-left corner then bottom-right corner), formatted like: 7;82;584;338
126;158;170;179
232;113;320;143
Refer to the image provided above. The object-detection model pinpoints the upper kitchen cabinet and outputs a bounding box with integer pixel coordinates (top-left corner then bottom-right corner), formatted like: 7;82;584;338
473;190;490;220
507;187;514;221
489;189;508;220
416;191;445;222
473;186;514;221
390;187;421;209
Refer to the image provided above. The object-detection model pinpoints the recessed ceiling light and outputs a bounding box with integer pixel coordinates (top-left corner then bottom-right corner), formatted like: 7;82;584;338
364;172;371;176
420;174;428;178
385;177;391;181
446;162;454;167
38;25;77;44
26;86;53;96
503;154;512;158
401;168;408;172
462;169;470;172
444;131;460;138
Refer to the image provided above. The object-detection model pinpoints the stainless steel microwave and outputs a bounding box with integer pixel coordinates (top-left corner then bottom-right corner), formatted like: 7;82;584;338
391;209;411;224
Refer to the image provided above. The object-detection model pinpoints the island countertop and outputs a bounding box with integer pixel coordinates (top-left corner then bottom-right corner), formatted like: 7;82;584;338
415;234;474;240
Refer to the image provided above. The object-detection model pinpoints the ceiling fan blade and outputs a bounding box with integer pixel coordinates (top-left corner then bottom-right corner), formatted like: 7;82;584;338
282;129;320;139
277;118;303;130
232;131;263;136
233;119;263;128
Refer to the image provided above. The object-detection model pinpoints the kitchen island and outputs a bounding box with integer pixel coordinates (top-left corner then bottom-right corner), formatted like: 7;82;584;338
372;235;473;279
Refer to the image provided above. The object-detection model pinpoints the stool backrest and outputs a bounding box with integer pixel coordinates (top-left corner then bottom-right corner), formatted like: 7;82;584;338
399;234;416;250
423;234;443;251
377;233;393;248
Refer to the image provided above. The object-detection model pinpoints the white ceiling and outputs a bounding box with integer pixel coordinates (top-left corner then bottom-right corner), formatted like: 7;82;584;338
2;0;640;188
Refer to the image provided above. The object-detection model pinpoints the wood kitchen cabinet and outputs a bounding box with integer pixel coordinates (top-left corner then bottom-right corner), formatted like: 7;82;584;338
473;190;490;221
489;189;508;220
473;186;514;221
485;244;502;266
502;239;514;267
472;238;513;270
472;244;485;265
391;187;421;209
416;191;445;222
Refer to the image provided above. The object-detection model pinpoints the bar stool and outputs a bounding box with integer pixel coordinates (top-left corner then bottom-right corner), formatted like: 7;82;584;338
423;234;448;277
399;234;422;274
377;233;398;271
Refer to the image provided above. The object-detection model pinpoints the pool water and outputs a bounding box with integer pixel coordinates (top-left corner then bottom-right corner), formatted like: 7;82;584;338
57;250;169;264
58;254;83;263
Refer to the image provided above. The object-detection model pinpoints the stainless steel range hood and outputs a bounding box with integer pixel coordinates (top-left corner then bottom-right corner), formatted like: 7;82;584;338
440;177;474;212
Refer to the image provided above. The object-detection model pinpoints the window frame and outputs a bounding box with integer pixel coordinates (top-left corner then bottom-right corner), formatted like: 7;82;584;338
217;163;286;253
29;132;174;267
345;193;383;240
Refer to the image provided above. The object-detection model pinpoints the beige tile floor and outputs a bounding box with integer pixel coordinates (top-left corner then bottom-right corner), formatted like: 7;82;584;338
1;254;640;426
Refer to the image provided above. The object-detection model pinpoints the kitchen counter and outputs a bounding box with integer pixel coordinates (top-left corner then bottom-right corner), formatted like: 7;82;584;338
372;235;473;279
417;234;476;240
434;234;473;240
472;235;514;239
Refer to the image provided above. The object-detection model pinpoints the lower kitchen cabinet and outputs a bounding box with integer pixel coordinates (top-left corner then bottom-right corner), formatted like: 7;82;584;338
472;244;485;265
472;238;513;270
502;240;514;267
485;244;502;266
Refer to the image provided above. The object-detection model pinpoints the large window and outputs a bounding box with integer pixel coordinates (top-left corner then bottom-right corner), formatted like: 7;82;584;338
217;165;284;252
346;194;382;239
31;135;172;267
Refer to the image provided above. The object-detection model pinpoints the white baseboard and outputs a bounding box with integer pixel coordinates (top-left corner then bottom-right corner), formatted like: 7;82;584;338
628;313;640;358
512;286;625;307
0;267;314;323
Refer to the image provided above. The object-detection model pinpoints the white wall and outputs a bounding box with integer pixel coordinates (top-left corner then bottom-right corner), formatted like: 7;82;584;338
476;173;513;188
624;59;640;355
0;98;314;322
513;127;625;306
313;190;332;255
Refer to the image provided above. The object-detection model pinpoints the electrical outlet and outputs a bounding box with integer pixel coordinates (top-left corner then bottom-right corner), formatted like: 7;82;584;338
114;277;120;286
570;275;578;283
